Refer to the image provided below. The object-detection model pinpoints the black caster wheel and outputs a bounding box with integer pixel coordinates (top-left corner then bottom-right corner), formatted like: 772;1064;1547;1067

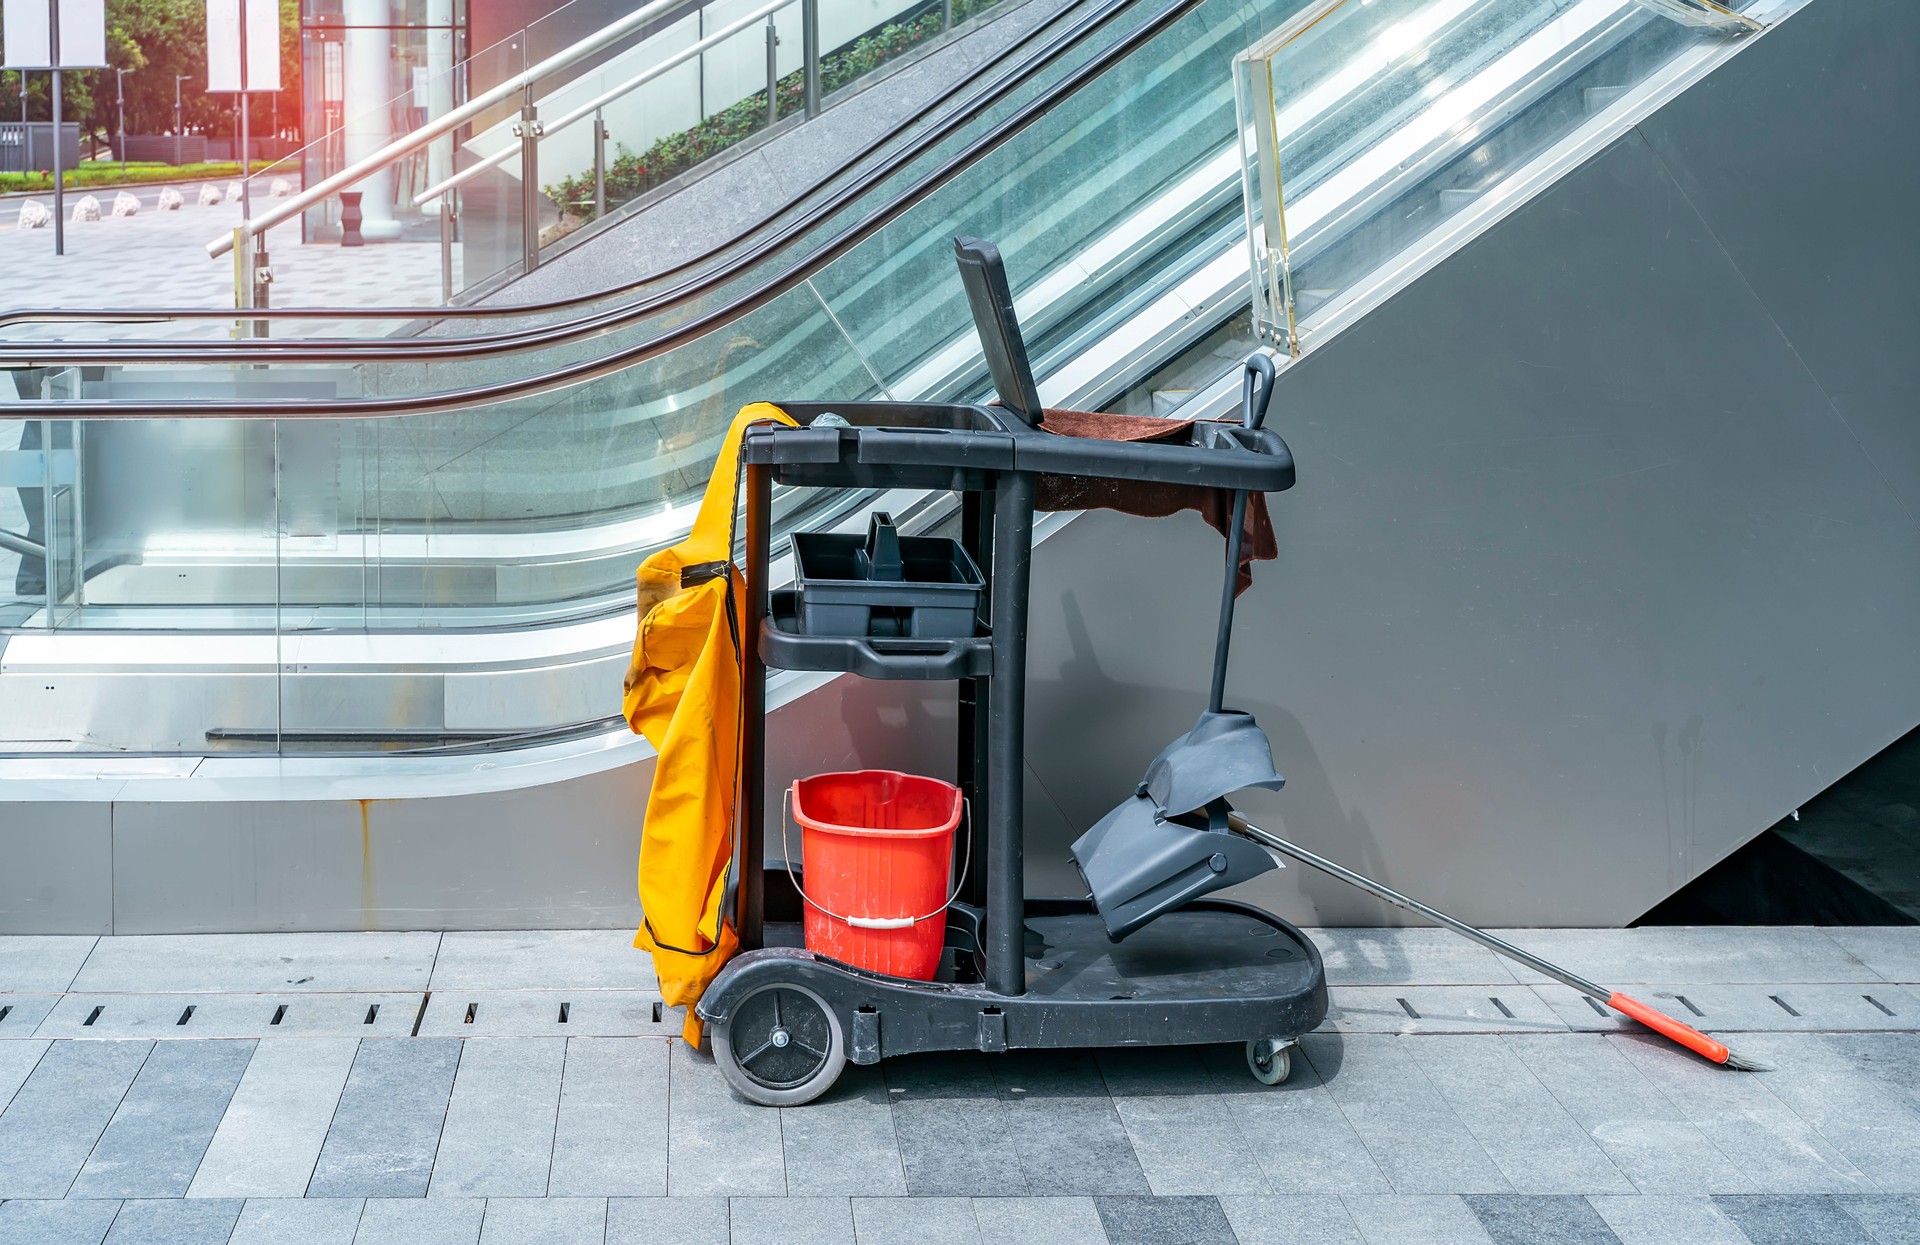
711;982;847;1106
1247;1036;1295;1086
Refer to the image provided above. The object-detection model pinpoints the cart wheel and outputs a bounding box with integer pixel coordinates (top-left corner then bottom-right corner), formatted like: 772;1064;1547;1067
712;982;847;1107
1246;1037;1294;1086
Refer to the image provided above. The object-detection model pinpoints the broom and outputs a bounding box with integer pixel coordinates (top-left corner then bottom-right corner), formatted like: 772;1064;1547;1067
1227;812;1768;1071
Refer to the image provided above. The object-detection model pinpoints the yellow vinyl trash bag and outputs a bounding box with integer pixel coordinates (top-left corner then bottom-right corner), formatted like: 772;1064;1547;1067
623;402;796;1044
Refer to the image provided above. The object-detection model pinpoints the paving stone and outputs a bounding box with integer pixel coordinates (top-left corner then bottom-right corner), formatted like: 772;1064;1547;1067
308;1038;462;1198
0;1039;153;1198
1194;1044;1390;1196
1488;928;1878;987
1837;1195;1920;1245
417;991;678;1037
1323;987;1569;1035
666;1037;786;1196
969;1195;1111;1244
990;1052;1147;1196
1463;1195;1623;1244
189;1037;359;1198
0;936;98;992
1821;929;1920;984
779;1063;906;1196
1092;1195;1237;1245
1404;1037;1632;1195
1729;1034;1920;1194
1340;1194;1498;1244
1530;983;1920;1034
431;931;651;991
1503;1035;1753;1195
1610;1035;1870;1194
0;1039;48;1111
0;996;59;1038
729;1195;854;1244
1098;1049;1266;1196
430;1037;566;1197
1309;930;1521;987
1300;1035;1511;1195
476;1197;606;1245
1585;1195;1750;1245
851;1196;981;1245
35;993;423;1040
101;1199;244;1245
227;1198;365;1245
1218;1194;1366;1244
1712;1195;1879;1245
71;1038;254;1197
71;933;439;993
885;1053;1029;1196
0;1199;123;1245
605;1197;729;1245
548;1037;669;1197
351;1198;486;1245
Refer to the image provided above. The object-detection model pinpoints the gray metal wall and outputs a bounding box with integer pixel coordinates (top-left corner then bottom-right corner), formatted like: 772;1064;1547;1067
1021;0;1920;925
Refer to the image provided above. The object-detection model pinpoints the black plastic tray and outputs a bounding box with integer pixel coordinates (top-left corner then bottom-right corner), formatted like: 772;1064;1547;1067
762;589;993;680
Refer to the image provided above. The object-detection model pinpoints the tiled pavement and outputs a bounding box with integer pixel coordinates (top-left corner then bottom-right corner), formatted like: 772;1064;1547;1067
1;927;1918;1244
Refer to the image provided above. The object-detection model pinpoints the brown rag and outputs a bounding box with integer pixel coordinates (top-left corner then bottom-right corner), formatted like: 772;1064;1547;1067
1032;408;1277;595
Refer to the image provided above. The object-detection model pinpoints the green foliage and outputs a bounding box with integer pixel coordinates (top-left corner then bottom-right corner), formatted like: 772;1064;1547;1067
0;158;272;191
545;0;1002;220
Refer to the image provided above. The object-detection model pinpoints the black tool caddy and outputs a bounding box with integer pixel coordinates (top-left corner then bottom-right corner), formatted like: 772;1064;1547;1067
696;238;1327;1106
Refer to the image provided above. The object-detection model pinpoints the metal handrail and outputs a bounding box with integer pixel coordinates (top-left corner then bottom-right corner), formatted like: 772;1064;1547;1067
4;0;1202;416
0;0;1135;366
205;0;698;259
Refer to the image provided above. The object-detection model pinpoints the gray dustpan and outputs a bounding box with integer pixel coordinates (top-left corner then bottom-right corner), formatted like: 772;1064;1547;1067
1072;355;1285;940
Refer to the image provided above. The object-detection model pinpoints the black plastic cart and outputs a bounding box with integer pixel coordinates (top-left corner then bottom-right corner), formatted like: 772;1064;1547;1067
696;239;1327;1106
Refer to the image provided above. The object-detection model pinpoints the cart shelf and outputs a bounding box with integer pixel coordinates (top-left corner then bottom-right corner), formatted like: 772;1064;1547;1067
763;589;992;680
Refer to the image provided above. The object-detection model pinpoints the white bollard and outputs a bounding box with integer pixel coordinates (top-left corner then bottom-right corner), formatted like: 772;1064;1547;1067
112;190;141;217
157;186;184;211
270;177;293;198
225;180;244;203
17;199;50;229
70;194;102;223
198;183;223;206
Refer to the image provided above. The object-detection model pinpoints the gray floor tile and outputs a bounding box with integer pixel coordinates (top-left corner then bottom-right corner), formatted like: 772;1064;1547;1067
430;931;651;991
1323;987;1568;1035
548;1037;669;1197
729;1195;852;1245
1729;1034;1920;1193
779;1064;905;1196
429;1037;565;1197
1488;928;1877;987
885;1053;1028;1196
1838;1195;1920;1245
1586;1195;1752;1245
0;1039;153;1198
1712;1195;1879;1245
1404;1037;1632;1195
1504;1035;1753;1195
72;933;440;994
189;1038;359;1198
852;1196;980;1245
71;1039;254;1197
970;1196;1110;1245
0;936;98;992
0;1039;48;1112
1530;983;1920;1034
417;992;678;1038
1099;1049;1266;1196
1302;1035;1511;1195
1193;1044;1390;1196
1341;1194;1497;1244
667;1037;786;1196
0;996;58;1038
1463;1195;1623;1244
351;1198;486;1245
476;1197;606;1245
1093;1195;1237;1245
1219;1194;1366;1244
35;993;423;1040
0;1199;122;1245
309;1038;462;1198
102;1199;244;1245
1822;929;1920;984
605;1197;729;1245
1610;1035;1870;1194
990;1052;1147;1197
228;1199;365;1245
1308;929;1521;988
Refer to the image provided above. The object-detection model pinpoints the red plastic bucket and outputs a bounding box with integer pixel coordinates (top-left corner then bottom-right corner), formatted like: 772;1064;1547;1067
789;769;963;981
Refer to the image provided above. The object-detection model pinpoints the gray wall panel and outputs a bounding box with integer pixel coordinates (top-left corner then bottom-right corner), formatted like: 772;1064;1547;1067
0;803;112;934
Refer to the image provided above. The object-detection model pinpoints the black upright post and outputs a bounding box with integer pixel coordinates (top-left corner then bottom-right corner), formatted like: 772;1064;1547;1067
985;470;1034;996
738;459;771;951
957;489;993;909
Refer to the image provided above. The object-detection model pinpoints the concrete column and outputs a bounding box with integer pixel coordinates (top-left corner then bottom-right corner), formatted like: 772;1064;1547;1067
342;0;402;240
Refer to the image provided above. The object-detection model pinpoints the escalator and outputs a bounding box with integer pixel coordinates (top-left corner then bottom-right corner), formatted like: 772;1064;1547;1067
3;0;1902;936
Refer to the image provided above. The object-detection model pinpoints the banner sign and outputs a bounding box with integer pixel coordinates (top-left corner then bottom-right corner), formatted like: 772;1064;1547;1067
205;0;281;92
2;0;108;69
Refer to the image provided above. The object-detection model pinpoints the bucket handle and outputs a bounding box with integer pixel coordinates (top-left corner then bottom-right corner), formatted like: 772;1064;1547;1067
780;785;972;930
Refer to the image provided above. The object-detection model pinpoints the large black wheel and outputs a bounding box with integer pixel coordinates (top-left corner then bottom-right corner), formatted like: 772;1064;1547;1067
711;982;847;1106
